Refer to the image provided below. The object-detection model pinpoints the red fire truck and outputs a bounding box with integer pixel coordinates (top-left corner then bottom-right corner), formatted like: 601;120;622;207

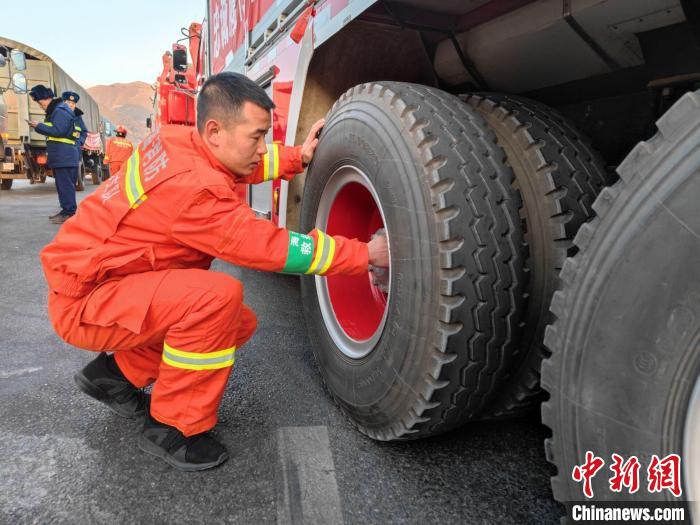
173;0;699;515
148;23;202;132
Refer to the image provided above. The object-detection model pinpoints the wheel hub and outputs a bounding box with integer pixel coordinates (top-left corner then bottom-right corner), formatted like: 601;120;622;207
314;165;391;359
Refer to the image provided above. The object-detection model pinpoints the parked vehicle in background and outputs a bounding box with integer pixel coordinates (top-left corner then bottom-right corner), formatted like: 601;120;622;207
0;37;101;190
80;132;105;185
146;26;200;134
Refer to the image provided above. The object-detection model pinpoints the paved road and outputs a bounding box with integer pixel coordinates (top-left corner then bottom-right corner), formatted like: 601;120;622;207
0;179;562;524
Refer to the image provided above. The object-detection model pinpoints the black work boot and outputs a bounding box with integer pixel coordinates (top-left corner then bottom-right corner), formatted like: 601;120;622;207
138;411;229;472
48;211;63;220
50;213;73;224
74;353;148;419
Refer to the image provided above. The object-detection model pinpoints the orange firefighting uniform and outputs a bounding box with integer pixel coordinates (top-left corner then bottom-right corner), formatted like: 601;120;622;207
40;125;369;436
104;136;134;175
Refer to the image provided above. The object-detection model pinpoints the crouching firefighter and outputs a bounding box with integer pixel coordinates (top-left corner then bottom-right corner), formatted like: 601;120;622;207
40;72;390;471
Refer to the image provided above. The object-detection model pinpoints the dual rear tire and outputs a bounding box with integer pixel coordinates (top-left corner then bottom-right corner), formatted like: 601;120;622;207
300;82;605;438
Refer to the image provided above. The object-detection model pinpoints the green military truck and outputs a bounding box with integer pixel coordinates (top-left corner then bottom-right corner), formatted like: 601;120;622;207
0;37;100;190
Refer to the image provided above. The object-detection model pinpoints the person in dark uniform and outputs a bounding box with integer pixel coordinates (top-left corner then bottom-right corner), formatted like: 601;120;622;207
27;85;79;224
62;91;88;149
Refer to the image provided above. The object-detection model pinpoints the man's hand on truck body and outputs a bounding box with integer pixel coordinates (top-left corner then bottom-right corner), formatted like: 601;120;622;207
300;118;325;166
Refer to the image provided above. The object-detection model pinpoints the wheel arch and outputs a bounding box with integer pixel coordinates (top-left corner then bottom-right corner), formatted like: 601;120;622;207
285;20;438;230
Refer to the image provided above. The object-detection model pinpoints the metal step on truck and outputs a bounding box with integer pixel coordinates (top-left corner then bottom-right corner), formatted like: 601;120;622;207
0;37;103;191
177;0;698;518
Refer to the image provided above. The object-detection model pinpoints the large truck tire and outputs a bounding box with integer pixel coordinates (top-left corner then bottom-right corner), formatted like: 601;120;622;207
462;94;610;417
1;178;13;190
300;82;528;440
541;90;700;516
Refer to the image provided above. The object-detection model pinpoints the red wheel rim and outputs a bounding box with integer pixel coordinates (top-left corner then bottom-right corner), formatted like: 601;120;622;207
315;166;390;358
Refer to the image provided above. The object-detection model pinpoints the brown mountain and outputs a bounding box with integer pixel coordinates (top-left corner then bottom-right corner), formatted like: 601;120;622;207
87;81;153;145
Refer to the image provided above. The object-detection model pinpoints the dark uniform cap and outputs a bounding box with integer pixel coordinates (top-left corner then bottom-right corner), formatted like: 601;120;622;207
29;85;55;101
61;91;80;103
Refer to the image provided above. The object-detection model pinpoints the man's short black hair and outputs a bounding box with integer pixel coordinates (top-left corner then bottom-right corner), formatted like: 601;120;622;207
196;72;275;131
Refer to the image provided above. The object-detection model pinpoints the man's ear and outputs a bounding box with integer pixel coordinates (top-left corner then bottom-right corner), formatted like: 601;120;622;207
204;119;222;147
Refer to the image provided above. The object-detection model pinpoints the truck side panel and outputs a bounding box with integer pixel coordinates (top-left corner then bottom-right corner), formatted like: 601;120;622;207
0;93;6;138
0;58;100;144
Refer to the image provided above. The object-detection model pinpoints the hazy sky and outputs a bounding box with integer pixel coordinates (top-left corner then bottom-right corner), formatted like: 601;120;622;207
0;1;205;87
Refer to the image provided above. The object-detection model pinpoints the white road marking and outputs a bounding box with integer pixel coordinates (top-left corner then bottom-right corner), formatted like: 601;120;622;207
0;366;42;379
276;426;343;525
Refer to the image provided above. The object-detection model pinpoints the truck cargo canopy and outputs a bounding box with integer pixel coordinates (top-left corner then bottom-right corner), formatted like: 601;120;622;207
0;36;101;139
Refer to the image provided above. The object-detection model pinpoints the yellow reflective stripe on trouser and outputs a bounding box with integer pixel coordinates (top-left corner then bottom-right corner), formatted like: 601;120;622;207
124;149;148;209
162;342;236;370
262;144;279;182
305;231;336;275
44;121;77;144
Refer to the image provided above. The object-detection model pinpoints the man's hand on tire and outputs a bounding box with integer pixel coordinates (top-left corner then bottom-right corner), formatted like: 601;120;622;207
301;119;325;166
367;234;389;268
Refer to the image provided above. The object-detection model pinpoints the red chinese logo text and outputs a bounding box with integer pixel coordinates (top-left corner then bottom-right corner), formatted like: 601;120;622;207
572;452;682;498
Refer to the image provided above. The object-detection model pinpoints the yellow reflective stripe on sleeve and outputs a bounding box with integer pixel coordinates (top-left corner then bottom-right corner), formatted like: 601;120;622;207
125;149;148;209
319;235;336;275
306;231;326;274
162;342;236;371
124;153;136;205
262;144;280;182
131;148;147;208
305;231;336;275
263;145;270;182
272;143;279;180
